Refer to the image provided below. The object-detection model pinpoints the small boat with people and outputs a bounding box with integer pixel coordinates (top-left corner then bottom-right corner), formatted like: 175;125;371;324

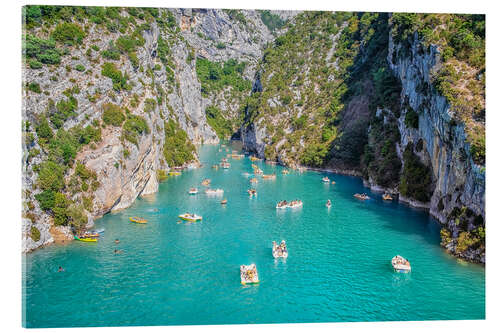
247;189;257;196
322;176;330;183
188;187;198;195
254;168;263;175
354;193;370;200
205;188;224;195
262;174;276;180
250;156;260;162
178;213;202;222
250;178;258;184
240;264;259;285
382;193;393;201
251;164;258;169
220;162;231;169
129;216;147;224
169;171;181;176
201;179;211;186
276;200;303;209
212;164;219;170
281;169;289;175
74;235;98;242
231;153;244;159
221;199;227;205
272;240;288;258
391;255;411;273
326;199;332;208
81;231;100;238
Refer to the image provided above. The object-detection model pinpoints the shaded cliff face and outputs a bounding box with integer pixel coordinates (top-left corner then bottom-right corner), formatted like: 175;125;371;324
388;33;485;262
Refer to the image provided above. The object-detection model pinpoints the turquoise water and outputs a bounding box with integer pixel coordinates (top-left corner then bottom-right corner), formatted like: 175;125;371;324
23;143;485;327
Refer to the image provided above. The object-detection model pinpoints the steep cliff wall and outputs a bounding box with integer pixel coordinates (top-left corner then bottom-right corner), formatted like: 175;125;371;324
22;7;293;252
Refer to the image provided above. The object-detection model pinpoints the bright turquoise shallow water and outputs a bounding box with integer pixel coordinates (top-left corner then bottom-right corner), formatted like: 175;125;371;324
23;143;485;327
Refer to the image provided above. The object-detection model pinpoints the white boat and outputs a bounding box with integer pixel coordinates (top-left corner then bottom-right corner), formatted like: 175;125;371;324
287;201;303;209
220;162;231;169
240;264;259;284
205;188;224;195
391;255;411;273
322;176;330;183
188;188;198;195
242;172;251;177
276;200;303;209
272;241;288;258
178;213;202;222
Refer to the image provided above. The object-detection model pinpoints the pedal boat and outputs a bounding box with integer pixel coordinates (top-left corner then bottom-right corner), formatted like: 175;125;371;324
178;213;202;222
129;216;147;224
392;255;411;273
240;264;260;285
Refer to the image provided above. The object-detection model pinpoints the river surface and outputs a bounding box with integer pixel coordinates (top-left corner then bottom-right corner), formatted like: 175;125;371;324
23;143;485;327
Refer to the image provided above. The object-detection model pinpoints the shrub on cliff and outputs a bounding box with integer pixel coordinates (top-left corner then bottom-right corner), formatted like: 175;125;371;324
205;106;232;139
399;142;432;202
52;22;85;46
122;114;149;146
101;62;130;91
163;120;195;167
37;161;65;191
24;34;62;66
30;226;41;242
102;103;125;126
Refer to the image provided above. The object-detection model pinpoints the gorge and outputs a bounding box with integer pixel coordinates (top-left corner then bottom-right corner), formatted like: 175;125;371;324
22;7;485;263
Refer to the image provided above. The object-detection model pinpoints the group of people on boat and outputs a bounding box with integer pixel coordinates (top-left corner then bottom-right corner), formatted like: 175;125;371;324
276;199;303;208
326;199;332;208
354;193;370;200
240;264;259;284
247;189;257;196
272;240;288;258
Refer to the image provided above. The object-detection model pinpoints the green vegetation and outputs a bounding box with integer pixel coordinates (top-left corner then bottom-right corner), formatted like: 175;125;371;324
399;142;432;202
390;14;485;165
101;62;130;91
24;34;62;67
27;82;41;93
259;10;286;32
196;58;251;96
163;119;196;167
205;106;232;139
223;9;247;26
122;114;149;145
404;108;419;129
51;22;85;45
102;103;125;126
75;64;85;72
30;226;41;242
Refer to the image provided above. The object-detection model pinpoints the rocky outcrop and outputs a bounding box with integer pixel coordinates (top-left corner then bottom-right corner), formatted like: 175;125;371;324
388;32;485;224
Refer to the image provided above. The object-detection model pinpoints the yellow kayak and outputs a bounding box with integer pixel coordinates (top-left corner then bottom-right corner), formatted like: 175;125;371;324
129;216;147;224
169;171;181;176
74;235;97;242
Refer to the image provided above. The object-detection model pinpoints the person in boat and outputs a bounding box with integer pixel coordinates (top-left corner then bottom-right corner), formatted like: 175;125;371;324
114;249;122;254
326;199;331;207
58;266;64;272
115;239;120;244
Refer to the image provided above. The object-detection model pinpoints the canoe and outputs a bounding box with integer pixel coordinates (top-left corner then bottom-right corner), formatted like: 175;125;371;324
74;235;97;242
262;174;276;179
129;216;147;224
169;171;181;176
240;264;259;285
178;213;202;222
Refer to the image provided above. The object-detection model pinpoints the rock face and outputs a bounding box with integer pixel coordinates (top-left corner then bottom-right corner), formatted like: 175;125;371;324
22;8;296;252
388;33;485;262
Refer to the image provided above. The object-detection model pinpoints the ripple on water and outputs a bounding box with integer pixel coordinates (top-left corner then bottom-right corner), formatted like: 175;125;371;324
23;143;484;327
